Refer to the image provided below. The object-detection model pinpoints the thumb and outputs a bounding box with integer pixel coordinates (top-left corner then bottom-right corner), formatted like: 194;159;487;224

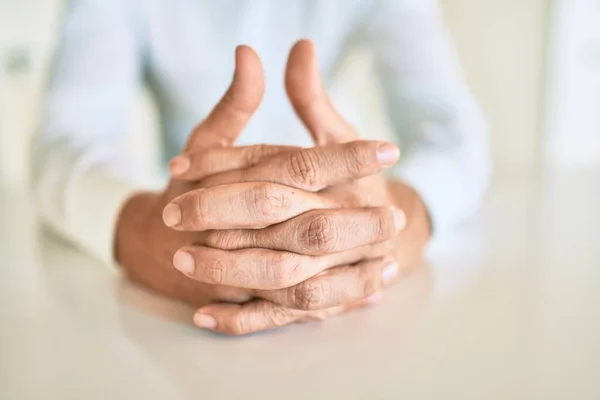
185;45;265;151
285;39;357;145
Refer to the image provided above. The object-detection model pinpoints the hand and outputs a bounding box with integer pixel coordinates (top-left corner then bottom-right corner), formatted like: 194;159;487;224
164;140;404;287
115;44;397;324
115;46;294;307
165;40;432;334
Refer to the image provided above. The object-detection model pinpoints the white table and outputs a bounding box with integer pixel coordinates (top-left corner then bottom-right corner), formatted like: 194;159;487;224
1;168;599;400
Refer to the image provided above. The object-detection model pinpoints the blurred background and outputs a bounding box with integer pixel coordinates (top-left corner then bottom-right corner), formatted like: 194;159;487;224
0;0;599;188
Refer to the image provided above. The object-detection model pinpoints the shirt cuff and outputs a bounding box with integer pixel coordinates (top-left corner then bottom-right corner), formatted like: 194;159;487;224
65;166;162;269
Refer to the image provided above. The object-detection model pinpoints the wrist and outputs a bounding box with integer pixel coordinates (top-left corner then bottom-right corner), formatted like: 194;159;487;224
114;190;161;268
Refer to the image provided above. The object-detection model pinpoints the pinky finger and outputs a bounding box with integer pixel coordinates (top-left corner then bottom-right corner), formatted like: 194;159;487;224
193;300;301;335
194;299;354;335
194;290;386;335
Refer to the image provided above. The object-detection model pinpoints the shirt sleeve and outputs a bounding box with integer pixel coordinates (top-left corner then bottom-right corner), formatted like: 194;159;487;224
32;0;160;267
363;0;492;234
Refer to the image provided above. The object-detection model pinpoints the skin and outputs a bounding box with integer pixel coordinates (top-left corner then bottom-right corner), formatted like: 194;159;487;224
115;40;431;335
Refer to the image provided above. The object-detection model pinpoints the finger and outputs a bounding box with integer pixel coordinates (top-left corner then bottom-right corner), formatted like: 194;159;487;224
168;144;301;180
285;39;357;145
205;206;406;256
163;182;337;231
200;140;400;191
185;45;265;151
349;291;386;309
193;300;347;335
193;300;298;335
185;240;397;293
241;140;399;191
171;246;327;290
253;258;399;310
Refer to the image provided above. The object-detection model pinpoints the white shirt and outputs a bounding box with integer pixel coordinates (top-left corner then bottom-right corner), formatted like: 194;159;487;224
33;0;491;266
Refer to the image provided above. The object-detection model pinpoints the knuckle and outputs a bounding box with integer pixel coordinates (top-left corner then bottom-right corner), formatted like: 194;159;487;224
288;150;319;187
260;253;286;288
287;258;308;287
204;259;225;285
266;303;294;326
231;313;251;335
371;209;394;241
268;253;300;288
298;213;337;253
250;183;285;219
264;252;303;288
246;144;268;165
345;142;370;174
293;280;325;310
192;192;210;228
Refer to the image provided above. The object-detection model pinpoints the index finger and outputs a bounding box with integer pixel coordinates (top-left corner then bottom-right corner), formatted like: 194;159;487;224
163;182;336;231
193;293;383;335
201;140;400;191
185;45;265;151
169;144;301;181
192;300;346;335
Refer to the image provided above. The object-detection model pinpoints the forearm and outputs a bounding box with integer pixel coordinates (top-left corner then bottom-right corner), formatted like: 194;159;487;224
33;0;151;265
367;0;491;233
31;132;144;265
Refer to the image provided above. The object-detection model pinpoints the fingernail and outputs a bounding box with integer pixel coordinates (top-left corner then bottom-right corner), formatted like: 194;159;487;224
382;262;399;284
366;291;384;304
173;250;195;275
169;156;190;176
162;203;182;227
376;142;400;167
392;207;406;232
194;311;217;329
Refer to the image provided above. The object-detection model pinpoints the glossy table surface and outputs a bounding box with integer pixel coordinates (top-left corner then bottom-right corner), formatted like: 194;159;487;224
1;167;599;400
